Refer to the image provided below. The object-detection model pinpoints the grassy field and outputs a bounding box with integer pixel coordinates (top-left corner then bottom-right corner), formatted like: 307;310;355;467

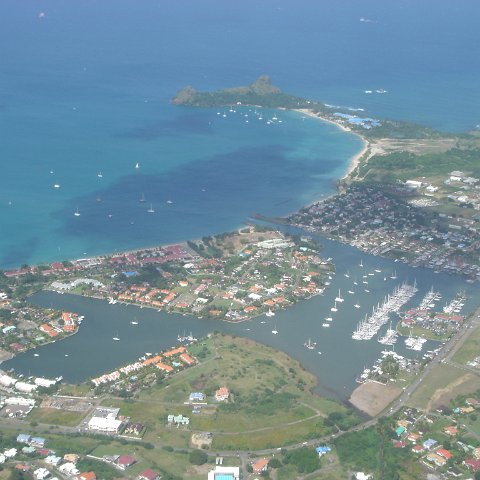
29;407;86;427
407;363;478;411
101;334;355;451
452;324;480;365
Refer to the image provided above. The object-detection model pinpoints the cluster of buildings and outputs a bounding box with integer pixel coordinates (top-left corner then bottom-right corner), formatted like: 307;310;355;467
2;432;161;480
42;232;331;322
90;345;195;390
392;403;480;476
288;185;480;280
0;372;60;397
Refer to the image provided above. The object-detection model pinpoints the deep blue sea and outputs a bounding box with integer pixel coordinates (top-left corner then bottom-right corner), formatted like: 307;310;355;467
1;0;479;268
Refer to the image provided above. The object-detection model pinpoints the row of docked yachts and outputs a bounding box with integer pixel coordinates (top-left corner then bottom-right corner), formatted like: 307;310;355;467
352;281;418;340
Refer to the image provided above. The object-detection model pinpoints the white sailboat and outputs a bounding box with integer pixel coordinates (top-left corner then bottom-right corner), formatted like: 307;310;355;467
271;325;278;335
304;338;316;350
135;162;140;169
335;289;344;303
331;301;338;312
139;192;146;203
359;259;364;267
97;172;103;178
74;207;81;217
266;309;275;317
112;331;120;341
147;203;155;213
354;303;360;308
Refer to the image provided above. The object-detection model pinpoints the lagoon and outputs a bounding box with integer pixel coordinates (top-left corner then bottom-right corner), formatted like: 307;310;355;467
4;234;478;402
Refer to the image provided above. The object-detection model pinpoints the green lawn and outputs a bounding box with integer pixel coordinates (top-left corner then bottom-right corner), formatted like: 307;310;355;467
29;407;86;427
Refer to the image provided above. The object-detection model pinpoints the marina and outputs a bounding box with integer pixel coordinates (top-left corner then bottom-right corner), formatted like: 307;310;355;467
352;281;418;341
3;235;478;402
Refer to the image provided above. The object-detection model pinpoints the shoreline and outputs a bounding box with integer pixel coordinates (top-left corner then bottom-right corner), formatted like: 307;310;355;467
292;108;370;181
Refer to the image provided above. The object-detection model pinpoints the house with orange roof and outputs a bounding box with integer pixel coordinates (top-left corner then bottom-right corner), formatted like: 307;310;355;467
443;425;459;436
79;472;96;480
164;346;186;357
252;458;269;474
215;387;229;402
180;353;195;365
142;355;162;366
244;306;257;313
155;363;174;373
436;448;453;460
39;324;58;337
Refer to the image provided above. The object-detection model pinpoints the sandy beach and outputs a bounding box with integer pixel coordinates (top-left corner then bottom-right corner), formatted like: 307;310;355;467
293;108;370;180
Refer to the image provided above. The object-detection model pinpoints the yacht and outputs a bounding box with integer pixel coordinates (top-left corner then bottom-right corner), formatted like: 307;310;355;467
265;309;275;317
354;304;360;308
348;290;355;294
53;184;60;188
325;317;333;322
322;323;330;328
97;172;103;178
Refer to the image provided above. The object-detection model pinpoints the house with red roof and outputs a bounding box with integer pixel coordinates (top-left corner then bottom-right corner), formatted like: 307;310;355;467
137;468;160;480
116;455;137;470
464;458;480;472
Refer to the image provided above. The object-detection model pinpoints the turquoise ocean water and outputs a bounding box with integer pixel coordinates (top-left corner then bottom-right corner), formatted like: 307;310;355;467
0;0;479;268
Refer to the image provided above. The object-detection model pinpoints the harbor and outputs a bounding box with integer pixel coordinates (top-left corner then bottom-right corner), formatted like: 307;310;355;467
3;234;479;402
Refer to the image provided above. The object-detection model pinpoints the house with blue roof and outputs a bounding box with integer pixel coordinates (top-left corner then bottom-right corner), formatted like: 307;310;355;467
189;392;205;403
316;446;331;457
422;438;437;450
16;434;31;444
30;437;46;448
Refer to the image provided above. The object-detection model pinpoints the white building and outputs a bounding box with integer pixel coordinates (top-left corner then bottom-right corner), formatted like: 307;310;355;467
15;382;37;393
3;448;17;458
87;416;122;433
0;375;16;387
207;466;240;480
34;378;58;388
34;468;51;480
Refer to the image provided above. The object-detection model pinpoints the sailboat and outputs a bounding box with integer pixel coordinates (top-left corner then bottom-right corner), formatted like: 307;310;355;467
135;162;140;169
74;207;81;217
139;192;146;203
344;271;350;278
266;308;275;317
359;259;364;267
97;172;103;178
304;338;316;350
390;270;397;280
130;317;138;325
271;325;278;335
112;331;120;341
335;289;344;303
354;303;360;308
147;203;155;213
331;301;338;312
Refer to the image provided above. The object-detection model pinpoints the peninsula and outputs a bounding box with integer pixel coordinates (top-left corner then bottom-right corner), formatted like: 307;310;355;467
174;76;480;281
